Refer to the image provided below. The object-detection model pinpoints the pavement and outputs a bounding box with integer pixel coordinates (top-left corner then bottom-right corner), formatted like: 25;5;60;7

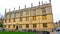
50;31;55;34
35;31;60;34
55;31;60;34
50;31;60;34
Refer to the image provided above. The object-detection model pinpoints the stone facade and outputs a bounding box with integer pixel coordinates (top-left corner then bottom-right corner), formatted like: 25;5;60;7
54;20;60;28
3;0;54;31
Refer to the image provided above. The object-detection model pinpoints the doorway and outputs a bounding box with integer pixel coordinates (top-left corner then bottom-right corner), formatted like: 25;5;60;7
16;26;18;30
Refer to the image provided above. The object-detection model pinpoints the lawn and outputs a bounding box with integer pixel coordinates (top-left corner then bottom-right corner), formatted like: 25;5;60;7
0;31;36;34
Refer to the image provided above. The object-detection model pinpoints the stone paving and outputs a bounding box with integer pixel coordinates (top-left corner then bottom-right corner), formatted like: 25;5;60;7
50;31;60;34
50;31;55;34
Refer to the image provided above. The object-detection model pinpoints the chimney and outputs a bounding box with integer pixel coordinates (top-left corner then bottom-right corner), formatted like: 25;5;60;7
14;7;15;11
19;6;20;10
5;8;7;14
31;3;33;7
25;4;26;8
49;0;51;3
45;1;47;4
39;1;40;6
9;8;11;12
42;1;43;5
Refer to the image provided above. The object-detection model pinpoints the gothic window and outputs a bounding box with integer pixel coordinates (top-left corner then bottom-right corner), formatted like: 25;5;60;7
42;7;46;13
5;19;7;23
20;24;22;28
14;13;16;18
43;23;47;27
8;25;10;28
9;19;11;22
42;15;47;20
26;11;29;15
13;25;15;28
4;25;6;28
26;24;29;28
13;18;15;22
20;11;23;16
33;24;36;28
33;16;36;21
26;17;29;21
33;9;36;15
20;13;22;16
5;15;7;18
20;17;22;21
9;14;11;18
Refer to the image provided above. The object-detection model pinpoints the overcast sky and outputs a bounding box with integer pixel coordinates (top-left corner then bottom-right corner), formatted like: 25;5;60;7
0;0;60;22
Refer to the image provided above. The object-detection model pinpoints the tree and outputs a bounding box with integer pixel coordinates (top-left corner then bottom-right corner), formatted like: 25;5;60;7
0;23;3;27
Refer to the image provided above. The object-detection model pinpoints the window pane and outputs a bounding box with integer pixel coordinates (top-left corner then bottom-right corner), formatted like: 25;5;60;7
33;16;36;21
26;24;29;28
20;11;23;16
20;17;22;21
8;25;10;28
13;18;15;22
43;23;47;27
14;13;16;18
20;24;22;28
9;19;11;22
13;25;15;28
33;9;36;15
42;15;47;20
20;13;22;16
5;19;7;23
42;8;46;13
26;17;29;21
5;15;7;18
9;14;11;18
33;24;36;28
4;25;6;28
26;11;29;15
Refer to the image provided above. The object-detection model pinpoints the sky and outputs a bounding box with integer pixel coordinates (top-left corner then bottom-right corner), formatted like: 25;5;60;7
0;0;60;22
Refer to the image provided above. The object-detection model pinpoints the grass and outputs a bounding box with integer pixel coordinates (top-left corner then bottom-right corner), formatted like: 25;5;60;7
0;31;36;34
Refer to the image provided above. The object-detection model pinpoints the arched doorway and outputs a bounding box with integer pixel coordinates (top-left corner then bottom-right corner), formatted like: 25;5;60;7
16;26;18;30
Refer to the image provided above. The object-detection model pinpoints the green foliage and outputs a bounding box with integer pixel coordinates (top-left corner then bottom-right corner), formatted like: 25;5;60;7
0;22;3;27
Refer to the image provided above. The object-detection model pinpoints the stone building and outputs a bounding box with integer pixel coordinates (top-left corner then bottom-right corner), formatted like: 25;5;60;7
54;20;60;28
3;0;54;31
